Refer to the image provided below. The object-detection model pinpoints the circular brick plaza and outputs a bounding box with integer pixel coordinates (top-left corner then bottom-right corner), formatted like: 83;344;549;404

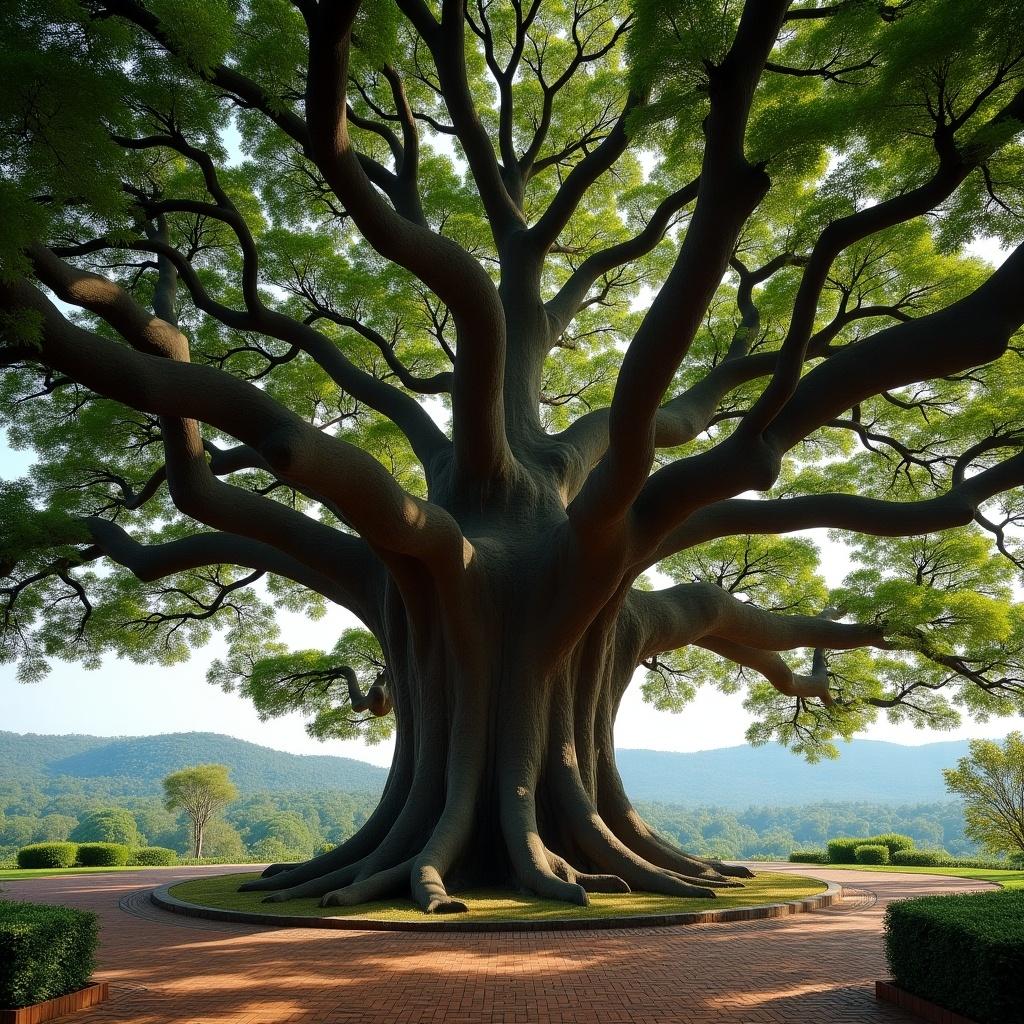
1;863;995;1023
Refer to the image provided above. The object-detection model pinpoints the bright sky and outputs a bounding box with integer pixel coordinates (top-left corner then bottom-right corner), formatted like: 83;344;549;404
2;229;1020;765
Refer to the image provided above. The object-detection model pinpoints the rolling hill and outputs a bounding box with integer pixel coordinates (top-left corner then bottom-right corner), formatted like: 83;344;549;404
0;730;976;806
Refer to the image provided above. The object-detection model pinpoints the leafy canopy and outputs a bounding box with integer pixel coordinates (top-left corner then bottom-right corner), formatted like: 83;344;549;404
1;0;1024;758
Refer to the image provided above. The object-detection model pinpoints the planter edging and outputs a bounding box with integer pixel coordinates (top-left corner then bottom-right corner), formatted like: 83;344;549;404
0;982;109;1024
151;877;842;933
876;979;981;1024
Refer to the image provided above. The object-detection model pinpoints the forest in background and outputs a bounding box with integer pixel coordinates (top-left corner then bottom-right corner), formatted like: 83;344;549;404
0;730;980;863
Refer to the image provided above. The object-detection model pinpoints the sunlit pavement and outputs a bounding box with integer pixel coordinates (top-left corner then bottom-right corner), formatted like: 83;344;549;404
1;862;994;1023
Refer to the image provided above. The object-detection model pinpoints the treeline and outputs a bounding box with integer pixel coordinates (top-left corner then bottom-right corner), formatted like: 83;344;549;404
0;771;978;864
0;779;380;864
637;801;977;859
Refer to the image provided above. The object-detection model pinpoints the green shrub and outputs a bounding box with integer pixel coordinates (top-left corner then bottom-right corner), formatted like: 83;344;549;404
870;833;915;856
892;849;950;867
885;890;1024;1024
789;850;828;863
16;843;78;869
128;846;178;866
828;834;915;863
76;843;130;867
826;837;866;863
855;844;890;864
0;900;98;1008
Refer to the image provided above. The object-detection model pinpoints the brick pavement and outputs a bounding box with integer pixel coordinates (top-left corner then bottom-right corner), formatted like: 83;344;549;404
0;863;995;1024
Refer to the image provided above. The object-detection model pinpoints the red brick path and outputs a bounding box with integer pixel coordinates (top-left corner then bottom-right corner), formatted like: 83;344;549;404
1;863;994;1023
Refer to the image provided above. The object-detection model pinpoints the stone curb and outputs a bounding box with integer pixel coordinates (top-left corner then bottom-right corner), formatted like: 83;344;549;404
150;877;843;933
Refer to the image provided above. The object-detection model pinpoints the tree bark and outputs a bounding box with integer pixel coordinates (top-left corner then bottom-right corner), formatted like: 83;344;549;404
241;574;748;911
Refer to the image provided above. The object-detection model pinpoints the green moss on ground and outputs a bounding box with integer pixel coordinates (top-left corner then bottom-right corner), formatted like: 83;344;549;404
168;870;825;922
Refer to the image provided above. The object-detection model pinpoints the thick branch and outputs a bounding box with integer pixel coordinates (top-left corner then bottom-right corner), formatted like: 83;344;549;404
636;582;884;663
0;276;467;568
545;177;700;335
302;2;513;485
654;450;1024;560
86;519;375;619
633;240;1024;554
566;1;789;539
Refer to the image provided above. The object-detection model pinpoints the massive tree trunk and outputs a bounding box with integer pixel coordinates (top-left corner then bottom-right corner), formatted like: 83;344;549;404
240;566;751;911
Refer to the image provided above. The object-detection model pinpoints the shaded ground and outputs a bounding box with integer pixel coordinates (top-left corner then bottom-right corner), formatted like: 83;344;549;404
0;862;996;1023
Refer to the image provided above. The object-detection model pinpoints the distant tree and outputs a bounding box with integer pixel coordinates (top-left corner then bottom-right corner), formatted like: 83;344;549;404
70;807;142;846
0;814;36;848
199;819;247;861
944;733;1024;858
34;813;78;842
162;764;237;858
245;811;317;859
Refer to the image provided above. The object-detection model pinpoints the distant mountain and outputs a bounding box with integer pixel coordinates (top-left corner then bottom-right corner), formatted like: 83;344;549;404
0;731;389;794
0;730;974;806
616;740;971;807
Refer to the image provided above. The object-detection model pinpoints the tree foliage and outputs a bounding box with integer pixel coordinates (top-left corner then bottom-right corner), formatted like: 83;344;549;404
944;732;1024;857
162;763;237;858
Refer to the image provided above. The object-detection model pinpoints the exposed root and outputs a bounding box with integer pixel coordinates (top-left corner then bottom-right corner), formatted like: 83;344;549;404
412;863;470;914
258;861;299;878
550;754;716;900
239;766;410;893
706;859;756;879
546;850;631;894
321;858;415;907
575;872;632;893
261;861;363;902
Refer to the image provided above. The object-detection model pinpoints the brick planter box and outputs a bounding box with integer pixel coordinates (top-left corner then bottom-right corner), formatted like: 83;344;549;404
876;980;980;1024
0;982;109;1024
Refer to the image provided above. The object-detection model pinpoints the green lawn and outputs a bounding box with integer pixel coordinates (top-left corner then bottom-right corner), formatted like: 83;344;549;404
167;870;826;923
0;865;188;881
788;862;1024;890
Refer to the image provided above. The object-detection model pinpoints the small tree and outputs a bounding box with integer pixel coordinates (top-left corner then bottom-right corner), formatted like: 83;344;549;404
162;764;237;859
943;733;1024;859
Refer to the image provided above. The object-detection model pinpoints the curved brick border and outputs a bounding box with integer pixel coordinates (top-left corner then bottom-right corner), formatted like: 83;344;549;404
150;876;843;933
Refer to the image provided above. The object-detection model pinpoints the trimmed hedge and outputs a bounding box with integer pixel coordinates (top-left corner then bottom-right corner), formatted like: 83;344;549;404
827;837;868;863
129;846;178;866
870;833;916;856
855;844;890;865
0;900;98;1009
827;833;914;863
890;850;1022;870
891;849;950;867
16;843;78;869
76;843;130;867
789;850;828;863
885;890;1024;1024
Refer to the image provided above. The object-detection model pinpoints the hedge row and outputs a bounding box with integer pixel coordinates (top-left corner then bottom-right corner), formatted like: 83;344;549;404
788;850;828;863
15;843;78;869
15;843;178;869
885;890;1024;1024
827;834;915;863
854;844;889;865
0;900;99;1009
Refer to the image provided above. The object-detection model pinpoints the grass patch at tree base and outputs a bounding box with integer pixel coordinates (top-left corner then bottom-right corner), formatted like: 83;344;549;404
168;870;825;923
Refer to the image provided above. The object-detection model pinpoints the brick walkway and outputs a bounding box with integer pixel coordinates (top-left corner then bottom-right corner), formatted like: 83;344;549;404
1;862;994;1023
